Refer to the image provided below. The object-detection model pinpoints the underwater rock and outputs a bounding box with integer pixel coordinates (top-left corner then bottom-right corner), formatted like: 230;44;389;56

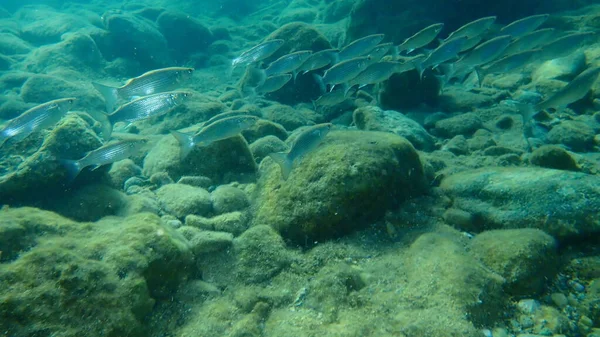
379;70;441;110
0;53;12;70
156;183;212;219
444;135;469;155
470;229;558;296
20;73;103;111
250;135;288;163
254;130;426;244
440;167;600;239
102;12;171;69
433;112;484;138
529;145;580;171
0;114;101;204
178;226;233;255
532;51;587;82
261;104;319;131
278;8;317;25
0;207;193;337
156;10;214;60
143;134;257;184
323;0;355;23
353;106;436;151
211;185;250;215
241;118;288;144
144;99;227;136
177;175;212;189
232;225;295;284
0;32;32;55
16;6;92;45
185;211;248;236
108;159;143;190
439;87;502;112
20;32;104;73
547;120;597;152
264;22;331;60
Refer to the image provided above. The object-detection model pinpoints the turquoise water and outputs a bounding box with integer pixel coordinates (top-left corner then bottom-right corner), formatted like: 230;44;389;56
1;1;600;336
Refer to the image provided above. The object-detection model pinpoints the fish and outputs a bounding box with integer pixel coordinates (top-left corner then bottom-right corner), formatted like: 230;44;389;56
501;28;555;56
171;115;259;158
415;36;468;78
202;110;249;127
60;139;147;181
476;49;540;86
231;39;285;69
297;49;339;75
0;98;75;147
396;23;444;54
255;74;292;94
313;89;355;108
538;32;595;62
445;16;497;42
367;43;394;61
92;67;194;112
535;66;600;111
347;61;413;94
443;35;512;82
268;123;332;180
103;91;191;139
337;34;385;62
499;14;549;38
264;50;313;78
317;56;373;91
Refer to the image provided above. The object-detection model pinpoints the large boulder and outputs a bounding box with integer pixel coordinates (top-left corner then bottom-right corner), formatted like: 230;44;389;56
253;130;426;244
440;167;600;239
156;10;214;60
0;207;193;337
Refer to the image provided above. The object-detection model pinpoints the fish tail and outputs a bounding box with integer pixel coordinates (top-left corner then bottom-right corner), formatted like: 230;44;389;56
391;45;400;59
91;111;113;141
268;152;293;180
474;67;485;87
170;130;196;159
92;82;119;113
342;83;352;97
313;74;326;94
60;159;82;182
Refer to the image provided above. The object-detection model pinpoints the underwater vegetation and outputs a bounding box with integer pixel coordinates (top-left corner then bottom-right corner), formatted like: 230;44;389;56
1;0;600;336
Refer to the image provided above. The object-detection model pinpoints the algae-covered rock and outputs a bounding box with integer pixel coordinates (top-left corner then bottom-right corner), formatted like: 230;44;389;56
470;229;558;296
0;207;193;337
0;32;32;55
20;73;103;111
143;134;257;184
241;118;288;144
16;7;92;45
353;106;436;151
185;211;248;236
211;185;249;215
263;22;331;61
178;226;233;255
108;159;143;189
261;104;319;130
249;135;288;163
530;145;580;171
254;130;426;243
156;183;212;219
0;114;102;204
156;10;214;59
433;112;484;138
103;12;171;69
440;167;600;239
547;120;596;152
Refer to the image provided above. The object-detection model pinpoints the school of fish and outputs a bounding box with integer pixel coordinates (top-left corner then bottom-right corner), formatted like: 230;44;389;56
0;13;598;181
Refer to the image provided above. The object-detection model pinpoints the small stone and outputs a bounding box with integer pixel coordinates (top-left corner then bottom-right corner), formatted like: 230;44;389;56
530;145;579;171
482;146;522;157
156;184;212;219
178;226;233;255
210;185;250;215
517;299;541;314
185;211;248;236
249;135;288;164
443;135;469;155
550;293;568;308
108;159;142;190
547;121;596;152
443;208;476;230
177;175;212;189
434;112;483;138
150;172;174;187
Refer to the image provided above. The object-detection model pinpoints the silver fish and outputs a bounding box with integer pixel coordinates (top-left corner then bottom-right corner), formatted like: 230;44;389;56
446;35;512;80
416;36;468;78
502;28;556;56
457;35;484;53
61;139;146;181
535;66;600;111
268;123;332;180
104;91;191;139
445;16;497;41
337;34;385;62
202;111;248;127
538;32;595;62
255;74;292;94
476;49;540;85
397;23;444;54
171;115;258;158
320;56;373;90
0;97;75;146
265;50;313;77
298;49;339;74
232;39;285;68
313;89;354;108
499;14;549;38
348;61;411;89
367;43;394;61
92;67;194;112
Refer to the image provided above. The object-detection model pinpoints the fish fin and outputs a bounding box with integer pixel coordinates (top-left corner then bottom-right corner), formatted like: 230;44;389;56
313;74;326;94
256;68;267;87
92;82;119;113
330;84;336;92
331;51;340;64
293;71;298;84
96;112;113;141
474;67;484;87
391;46;400;59
406;48;415;54
170;130;196;159
89;164;101;171
268;152;293;180
60;159;82;182
342;84;352;97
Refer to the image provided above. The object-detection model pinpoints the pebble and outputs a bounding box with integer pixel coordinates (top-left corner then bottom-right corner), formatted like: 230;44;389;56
517;299;541;314
550;292;568;308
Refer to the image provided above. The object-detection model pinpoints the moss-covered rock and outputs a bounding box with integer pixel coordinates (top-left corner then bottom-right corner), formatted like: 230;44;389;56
156;183;212;219
530;145;580;171
470;229;558;296
254;130;426;244
249;135;288;164
211;185;249;215
0;207;193;337
156;10;214;60
440;167;600;239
